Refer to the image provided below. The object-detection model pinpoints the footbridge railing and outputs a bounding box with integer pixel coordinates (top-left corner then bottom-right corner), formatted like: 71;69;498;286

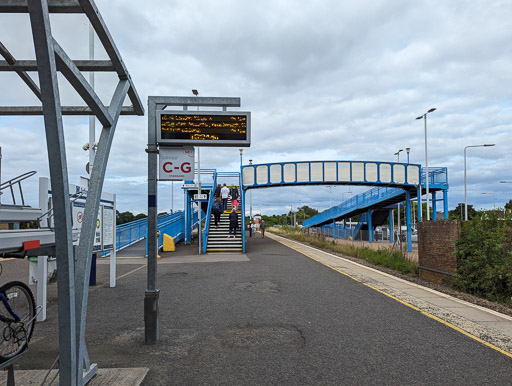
242;160;421;189
303;186;405;228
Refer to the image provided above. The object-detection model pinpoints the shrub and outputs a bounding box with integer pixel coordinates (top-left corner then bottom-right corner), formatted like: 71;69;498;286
453;212;512;306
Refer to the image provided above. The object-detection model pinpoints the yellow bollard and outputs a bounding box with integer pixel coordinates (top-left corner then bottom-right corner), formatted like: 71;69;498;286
163;234;176;252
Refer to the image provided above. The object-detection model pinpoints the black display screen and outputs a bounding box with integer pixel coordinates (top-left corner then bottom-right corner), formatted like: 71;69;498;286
158;111;250;147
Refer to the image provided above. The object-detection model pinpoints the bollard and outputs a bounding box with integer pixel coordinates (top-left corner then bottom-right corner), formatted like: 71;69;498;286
89;253;97;286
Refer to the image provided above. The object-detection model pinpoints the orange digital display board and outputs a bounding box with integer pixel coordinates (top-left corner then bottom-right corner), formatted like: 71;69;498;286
157;111;250;147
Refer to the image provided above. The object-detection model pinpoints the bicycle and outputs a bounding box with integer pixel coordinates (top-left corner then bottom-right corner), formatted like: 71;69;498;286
0;263;36;362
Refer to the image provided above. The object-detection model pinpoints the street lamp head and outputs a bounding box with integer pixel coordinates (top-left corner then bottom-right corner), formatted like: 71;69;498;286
428;108;436;113
249;159;252;165
484;144;495;147
239;149;243;155
394;149;403;156
192;89;198;96
415;116;423;120
406;147;410;154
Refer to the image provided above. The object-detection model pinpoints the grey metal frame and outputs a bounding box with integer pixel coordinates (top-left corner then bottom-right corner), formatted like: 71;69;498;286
1;1;144;385
146;96;240;344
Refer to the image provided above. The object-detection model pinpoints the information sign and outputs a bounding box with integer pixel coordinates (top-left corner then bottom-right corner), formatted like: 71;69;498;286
157;111;251;147
193;194;208;201
102;206;114;250
159;146;195;181
93;207;102;252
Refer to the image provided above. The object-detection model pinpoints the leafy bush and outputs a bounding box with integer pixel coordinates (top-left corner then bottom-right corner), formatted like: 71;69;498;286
454;212;512;306
270;227;417;275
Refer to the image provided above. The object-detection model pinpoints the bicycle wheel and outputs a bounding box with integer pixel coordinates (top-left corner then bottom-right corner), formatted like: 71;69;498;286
0;281;36;362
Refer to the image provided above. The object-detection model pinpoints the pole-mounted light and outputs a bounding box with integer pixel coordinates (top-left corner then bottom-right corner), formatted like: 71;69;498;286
416;108;436;220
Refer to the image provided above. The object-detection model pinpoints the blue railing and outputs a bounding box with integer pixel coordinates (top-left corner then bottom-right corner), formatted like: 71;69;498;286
202;171;241;253
158;210;199;249
116;212;176;251
304;186;403;228
421;167;448;187
202;171;218;253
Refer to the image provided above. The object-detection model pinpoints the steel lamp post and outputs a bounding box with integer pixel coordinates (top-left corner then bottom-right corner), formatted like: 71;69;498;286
481;192;496;209
394;149;403;244
416;108;436;221
464;144;495;220
249;159;253;219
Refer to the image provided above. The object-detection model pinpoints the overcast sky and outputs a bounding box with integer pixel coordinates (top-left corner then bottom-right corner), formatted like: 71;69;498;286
1;0;511;216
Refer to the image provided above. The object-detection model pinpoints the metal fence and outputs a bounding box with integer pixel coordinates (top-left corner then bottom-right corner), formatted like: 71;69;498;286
108;211;195;256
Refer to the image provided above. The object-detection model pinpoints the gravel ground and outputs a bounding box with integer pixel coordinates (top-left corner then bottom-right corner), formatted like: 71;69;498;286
272;232;512;318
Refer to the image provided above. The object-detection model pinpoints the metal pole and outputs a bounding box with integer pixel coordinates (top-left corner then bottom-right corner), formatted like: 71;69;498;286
0;146;2;205
464;144;495;220
195;92;202;254
198;148;202;255
424;115;430;221
464;146;468;221
146;97;159;345
28;2;77;382
406;191;412;252
88;23;95;174
249;160;253;219
395;150;402;241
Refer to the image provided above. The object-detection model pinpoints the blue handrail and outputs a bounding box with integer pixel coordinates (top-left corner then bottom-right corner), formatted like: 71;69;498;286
116;212;176;251
304;186;404;228
157;210;199;249
202;171;217;253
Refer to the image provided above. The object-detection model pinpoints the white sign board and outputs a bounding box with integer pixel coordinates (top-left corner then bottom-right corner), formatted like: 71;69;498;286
159;146;195;181
102;206;114;250
194;194;208;201
93;206;103;252
42;177;115;252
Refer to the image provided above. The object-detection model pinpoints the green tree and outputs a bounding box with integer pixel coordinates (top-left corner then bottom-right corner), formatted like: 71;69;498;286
449;203;476;220
299;205;318;217
505;199;512;214
116;210;135;225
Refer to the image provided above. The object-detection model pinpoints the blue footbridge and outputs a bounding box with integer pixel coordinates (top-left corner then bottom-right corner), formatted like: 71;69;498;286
86;160;448;256
240;160;448;253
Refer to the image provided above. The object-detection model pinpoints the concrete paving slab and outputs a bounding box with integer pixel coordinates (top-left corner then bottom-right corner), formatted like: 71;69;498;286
480;321;512;336
444;306;511;322
157;253;249;263
0;367;149;386
97;254;249;265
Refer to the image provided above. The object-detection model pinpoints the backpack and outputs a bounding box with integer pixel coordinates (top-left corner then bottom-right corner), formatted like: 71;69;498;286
230;187;239;200
212;202;222;214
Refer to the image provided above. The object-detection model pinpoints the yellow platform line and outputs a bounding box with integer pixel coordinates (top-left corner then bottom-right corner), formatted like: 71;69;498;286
272;236;512;360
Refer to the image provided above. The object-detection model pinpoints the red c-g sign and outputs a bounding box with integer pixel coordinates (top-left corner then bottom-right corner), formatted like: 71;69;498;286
163;162;192;173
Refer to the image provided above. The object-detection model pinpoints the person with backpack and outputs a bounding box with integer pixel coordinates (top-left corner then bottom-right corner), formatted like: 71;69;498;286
230;185;239;209
214;184;222;198
212;197;223;227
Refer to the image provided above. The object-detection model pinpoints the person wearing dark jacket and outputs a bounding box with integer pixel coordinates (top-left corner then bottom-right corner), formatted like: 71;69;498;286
228;208;238;238
214;184;222;198
212;197;223;227
230;185;239;209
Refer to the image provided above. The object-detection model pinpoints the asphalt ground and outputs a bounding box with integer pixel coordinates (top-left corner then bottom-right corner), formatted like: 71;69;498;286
2;231;512;385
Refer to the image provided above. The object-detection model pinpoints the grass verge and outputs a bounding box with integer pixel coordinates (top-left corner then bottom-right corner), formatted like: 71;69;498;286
270;227;418;276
